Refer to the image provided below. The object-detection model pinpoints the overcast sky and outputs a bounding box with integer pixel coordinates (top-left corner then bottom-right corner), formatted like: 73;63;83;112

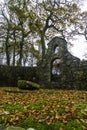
70;0;87;60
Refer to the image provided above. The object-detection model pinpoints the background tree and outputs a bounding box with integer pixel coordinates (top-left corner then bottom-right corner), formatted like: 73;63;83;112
0;0;37;66
0;2;12;65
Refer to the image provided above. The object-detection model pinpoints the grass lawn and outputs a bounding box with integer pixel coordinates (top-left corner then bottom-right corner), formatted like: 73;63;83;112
0;87;87;130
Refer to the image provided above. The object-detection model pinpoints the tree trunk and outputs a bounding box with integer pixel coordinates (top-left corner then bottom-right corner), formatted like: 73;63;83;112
18;33;24;66
12;30;16;66
41;31;45;60
5;30;10;66
13;46;15;66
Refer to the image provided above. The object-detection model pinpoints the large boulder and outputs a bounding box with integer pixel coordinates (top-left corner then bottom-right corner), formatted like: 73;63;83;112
27;128;36;130
0;124;6;130
18;80;40;90
4;126;25;130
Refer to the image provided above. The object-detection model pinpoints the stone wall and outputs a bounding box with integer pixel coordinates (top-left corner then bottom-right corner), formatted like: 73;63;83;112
0;63;87;89
0;37;87;90
38;37;87;89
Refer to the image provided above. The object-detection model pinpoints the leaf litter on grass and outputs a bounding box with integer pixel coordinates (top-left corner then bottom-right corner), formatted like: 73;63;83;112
0;88;87;129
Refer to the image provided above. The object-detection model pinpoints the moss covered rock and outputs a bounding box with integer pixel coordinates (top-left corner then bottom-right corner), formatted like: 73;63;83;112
18;80;40;90
4;126;25;130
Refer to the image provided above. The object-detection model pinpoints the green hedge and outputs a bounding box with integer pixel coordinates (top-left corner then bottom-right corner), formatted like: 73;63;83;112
0;65;39;87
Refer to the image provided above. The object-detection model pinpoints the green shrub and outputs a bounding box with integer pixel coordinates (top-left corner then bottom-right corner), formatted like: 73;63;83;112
63;120;83;130
3;104;24;112
20;118;49;130
50;121;63;130
18;80;40;90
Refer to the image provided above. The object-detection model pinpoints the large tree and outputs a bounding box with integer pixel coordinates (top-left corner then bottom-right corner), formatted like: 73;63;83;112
30;0;82;58
0;0;83;66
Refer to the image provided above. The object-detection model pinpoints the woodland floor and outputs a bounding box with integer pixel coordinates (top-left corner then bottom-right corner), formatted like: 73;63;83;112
0;87;87;130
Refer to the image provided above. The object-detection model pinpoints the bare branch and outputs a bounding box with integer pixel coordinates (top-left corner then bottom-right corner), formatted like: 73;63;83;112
85;25;87;40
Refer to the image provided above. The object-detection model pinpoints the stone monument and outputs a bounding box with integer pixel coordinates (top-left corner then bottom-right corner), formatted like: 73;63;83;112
38;37;80;88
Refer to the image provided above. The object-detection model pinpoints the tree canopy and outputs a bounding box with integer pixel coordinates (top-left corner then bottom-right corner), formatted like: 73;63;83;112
0;0;86;66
